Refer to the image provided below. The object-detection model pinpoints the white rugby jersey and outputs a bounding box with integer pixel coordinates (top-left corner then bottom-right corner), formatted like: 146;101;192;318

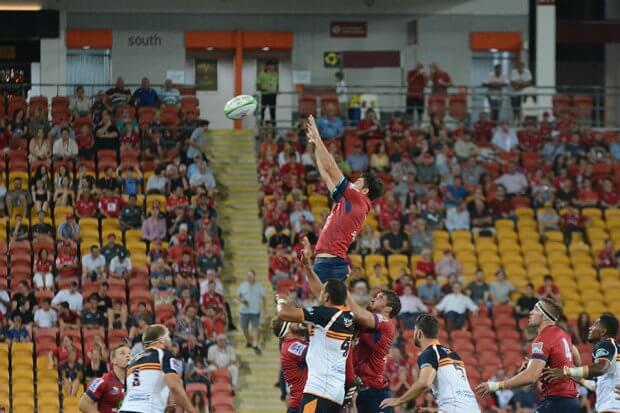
592;338;620;412
417;343;480;413
301;305;356;405
120;347;182;413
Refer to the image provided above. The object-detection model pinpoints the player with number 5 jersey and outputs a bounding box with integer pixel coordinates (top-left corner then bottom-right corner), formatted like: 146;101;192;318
120;325;197;413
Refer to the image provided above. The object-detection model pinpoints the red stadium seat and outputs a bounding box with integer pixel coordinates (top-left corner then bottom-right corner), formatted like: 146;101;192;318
573;95;592;120
552;95;571;117
108;329;129;348
448;94;467;120
51;96;70;110
211;381;233;396
211;368;231;383
299;95;317;117
186;382;208;399
428;95;446;118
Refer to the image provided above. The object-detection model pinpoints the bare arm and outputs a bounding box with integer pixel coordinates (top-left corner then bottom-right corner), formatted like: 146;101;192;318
477;358;545;396
306;115;343;192
300;236;323;298
78;393;99;413
346;292;376;329
277;302;305;323
164;373;197;413
380;366;436;408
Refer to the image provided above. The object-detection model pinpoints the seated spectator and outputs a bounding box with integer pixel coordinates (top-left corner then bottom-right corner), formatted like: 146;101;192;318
132;77;159;107
94;282;113;314
268;245;291;288
597;239;617;269
75;190;98;219
418;275;441;305
196;243;223;276
444;176;469;208
98;189;123;219
316;103;344;140
491;121;518;152
489;270;515;305
537;275;561;303
141;206;167;242
357;108;382;140
119;194;144;231
398;285;427;329
100;233;128;264
34;298;58;329
173;252;198;296
81;294;106;329
467;191;494;235
84;344;107;383
56;302;81;331
347;144;369;173
454;133;478;160
419;201;444;230
414;249;435;279
159;79;181;106
33;248;54;290
289;200;313;235
473;112;493;143
52;281;84;311
55;242;80;279
106;76;130;109
82;245;106;283
381;220;409;255
370;143;390;172
406;216;433;254
118;165;143;197
495;163;529;195
57;213;80;246
186;358;210;385
6;315;30;343
52;128;79;161
376;191;402;230
202;279;226;315
368;264;389;289
95;110;119;151
574;178;599;208
32;178;51;213
30;128;52;164
109;250;132;279
537;207;560;233
54;177;75;207
555;177;577;209
467;270;490;305
488;185;515;219
107;299;128;330
389;365;415;406
76;123;95;160
446;202;470;232
516;283;537;318
434;282;478;331
6;178;31;217
441;274;458;295
435;250;462;282
541;133;566;162
354;224;381;255
175;305;204;343
189;160;216;190
9;214;29;242
599;178;620;208
350;280;371;308
60;348;83;396
31;209;54;242
70;85;92;117
207;334;239;389
561;206;588;244
146;166;167;195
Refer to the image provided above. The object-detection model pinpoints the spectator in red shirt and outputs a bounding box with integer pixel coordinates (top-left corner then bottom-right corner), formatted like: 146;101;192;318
76;123;95;160
173;251;197;295
406;63;427;127
599;178;620;208
574;178;599;208
429;62;452;96
357;108;382;140
58;301;81;331
536;275;561;303
488;185;515;219
414;249;435;279
472;112;494;143
518;119;541;151
56;242;79;279
98;190;123;218
561;205;588;244
268;245;291;287
596;239;617;269
539;112;552;138
279;153;305;181
166;187;189;214
75;191;98;218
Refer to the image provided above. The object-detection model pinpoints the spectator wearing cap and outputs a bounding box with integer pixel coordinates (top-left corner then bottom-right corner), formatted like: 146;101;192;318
109;250;132;279
52;282;83;312
495;163;529;195
141;206;167;242
491;121;518;152
159;79;181;106
119;195;144;231
132;77;159;107
316;103;344;140
208;333;239;389
187;120;210;161
82;245;106;283
52;127;79;160
100;233;128;264
346;143;369;173
57;213;80;246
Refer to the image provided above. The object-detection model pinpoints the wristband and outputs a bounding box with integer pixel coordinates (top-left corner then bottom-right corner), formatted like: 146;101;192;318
564;366;589;379
276;299;287;312
488;381;505;392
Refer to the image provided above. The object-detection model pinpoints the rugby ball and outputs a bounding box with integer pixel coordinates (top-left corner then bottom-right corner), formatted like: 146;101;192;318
224;94;257;119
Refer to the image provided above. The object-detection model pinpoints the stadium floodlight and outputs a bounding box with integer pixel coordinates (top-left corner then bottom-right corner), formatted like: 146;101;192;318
0;2;41;10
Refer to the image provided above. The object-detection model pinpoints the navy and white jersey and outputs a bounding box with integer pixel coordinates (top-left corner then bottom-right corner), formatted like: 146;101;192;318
592;338;620;412
417;343;480;413
301;305;356;405
120;347;182;413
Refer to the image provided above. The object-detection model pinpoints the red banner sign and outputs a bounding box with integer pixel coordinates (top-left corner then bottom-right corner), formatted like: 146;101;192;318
330;21;367;38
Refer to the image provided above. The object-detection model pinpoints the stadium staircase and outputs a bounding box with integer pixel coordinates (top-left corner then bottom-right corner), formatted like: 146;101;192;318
209;129;282;413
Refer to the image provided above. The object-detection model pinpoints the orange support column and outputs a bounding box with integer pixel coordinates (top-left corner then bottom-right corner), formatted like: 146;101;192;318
234;30;243;130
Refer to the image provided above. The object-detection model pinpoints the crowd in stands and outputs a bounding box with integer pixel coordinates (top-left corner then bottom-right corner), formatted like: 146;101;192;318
258;94;620;411
0;77;236;413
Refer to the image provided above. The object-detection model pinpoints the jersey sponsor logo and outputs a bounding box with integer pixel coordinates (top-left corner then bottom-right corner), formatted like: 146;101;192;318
88;378;103;392
595;347;610;358
110;386;121;395
304;307;315;316
170;357;182;373
343;316;353;328
532;341;544;354
288;342;307;356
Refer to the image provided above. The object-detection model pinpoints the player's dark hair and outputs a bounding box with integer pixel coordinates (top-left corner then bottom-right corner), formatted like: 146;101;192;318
381;289;401;318
540;295;562;321
600;314;619;338
415;314;439;339
362;170;384;200
324;279;347;306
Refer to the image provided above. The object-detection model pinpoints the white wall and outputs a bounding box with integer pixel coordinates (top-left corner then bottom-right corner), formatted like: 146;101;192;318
40;11;67;98
111;31;185;85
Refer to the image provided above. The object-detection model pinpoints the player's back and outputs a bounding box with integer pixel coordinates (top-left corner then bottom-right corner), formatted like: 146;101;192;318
121;347;181;413
417;343;480;413
592;338;620;411
531;325;577;398
302;305;356;405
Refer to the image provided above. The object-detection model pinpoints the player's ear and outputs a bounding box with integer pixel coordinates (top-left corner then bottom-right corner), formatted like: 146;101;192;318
360;187;369;195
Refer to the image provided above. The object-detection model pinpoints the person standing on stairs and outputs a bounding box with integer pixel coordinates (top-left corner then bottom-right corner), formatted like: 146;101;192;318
272;318;309;413
237;269;266;355
305;115;384;282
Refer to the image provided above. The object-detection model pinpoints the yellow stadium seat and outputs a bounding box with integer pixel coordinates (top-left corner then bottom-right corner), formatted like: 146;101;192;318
126;240;147;253
432;230;450;241
585;302;607;318
511;276;529;288
582;207;602;219
605;207;620;219
589;217;606;229
580;289;603;302
495;219;514;230
368;273;390;289
515;207;534;218
576;278;600;290
569;241;591;254
450;230;472;242
0;369;7;382
524;252;547;265
452;242;474;254
481;263;500;278
574;265;597;279
124;229;142;241
498;240;520;252
101;217;120;230
587;228;608;241
348;254;362;268
478;252;500;265
545;231;564;243
526;264;550;278
387;254;408;267
545;243;566;255
600;268;620;280
561;289;580;302
505;265;526;278
11;342;33;354
497;231;518;242
460;262;478;277
365;254;385;267
519;231;539;244
501;253;523;266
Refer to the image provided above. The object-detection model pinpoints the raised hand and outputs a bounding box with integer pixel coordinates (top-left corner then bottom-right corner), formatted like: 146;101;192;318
306;115;320;144
475;382;491;398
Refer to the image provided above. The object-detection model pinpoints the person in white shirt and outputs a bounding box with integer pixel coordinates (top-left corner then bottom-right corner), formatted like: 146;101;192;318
483;64;509;123
0;286;9;316
495;163;529;195
509;61;532;124
189;160;216;189
52;281;83;312
34;298;58;328
199;269;225;299
109;251;132;278
52;128;79;160
207;333;239;388
159;79;181;106
434;282;478;330
81;244;107;283
446;202;470;232
399;284;428;329
491;121;518;152
335;71;348;120
289;200;315;234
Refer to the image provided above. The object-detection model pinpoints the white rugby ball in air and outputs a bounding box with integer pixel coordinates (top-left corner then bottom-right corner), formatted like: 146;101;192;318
224;94;257;119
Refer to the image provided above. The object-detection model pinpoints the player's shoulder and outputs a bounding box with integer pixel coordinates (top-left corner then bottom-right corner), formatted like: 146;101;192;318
593;338;617;358
536;325;563;341
128;347;161;367
374;313;396;334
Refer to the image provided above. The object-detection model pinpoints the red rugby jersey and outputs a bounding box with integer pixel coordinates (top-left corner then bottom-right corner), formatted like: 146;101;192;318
280;337;308;409
353;314;395;389
85;370;125;413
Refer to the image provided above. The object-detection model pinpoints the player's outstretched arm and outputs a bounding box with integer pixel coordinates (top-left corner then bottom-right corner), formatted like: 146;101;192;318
276;296;305;323
164;373;198;413
300;236;324;298
78;393;98;413
541;358;611;382
346;292;375;329
306;115;343;192
476;358;545;397
380;366;436;408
